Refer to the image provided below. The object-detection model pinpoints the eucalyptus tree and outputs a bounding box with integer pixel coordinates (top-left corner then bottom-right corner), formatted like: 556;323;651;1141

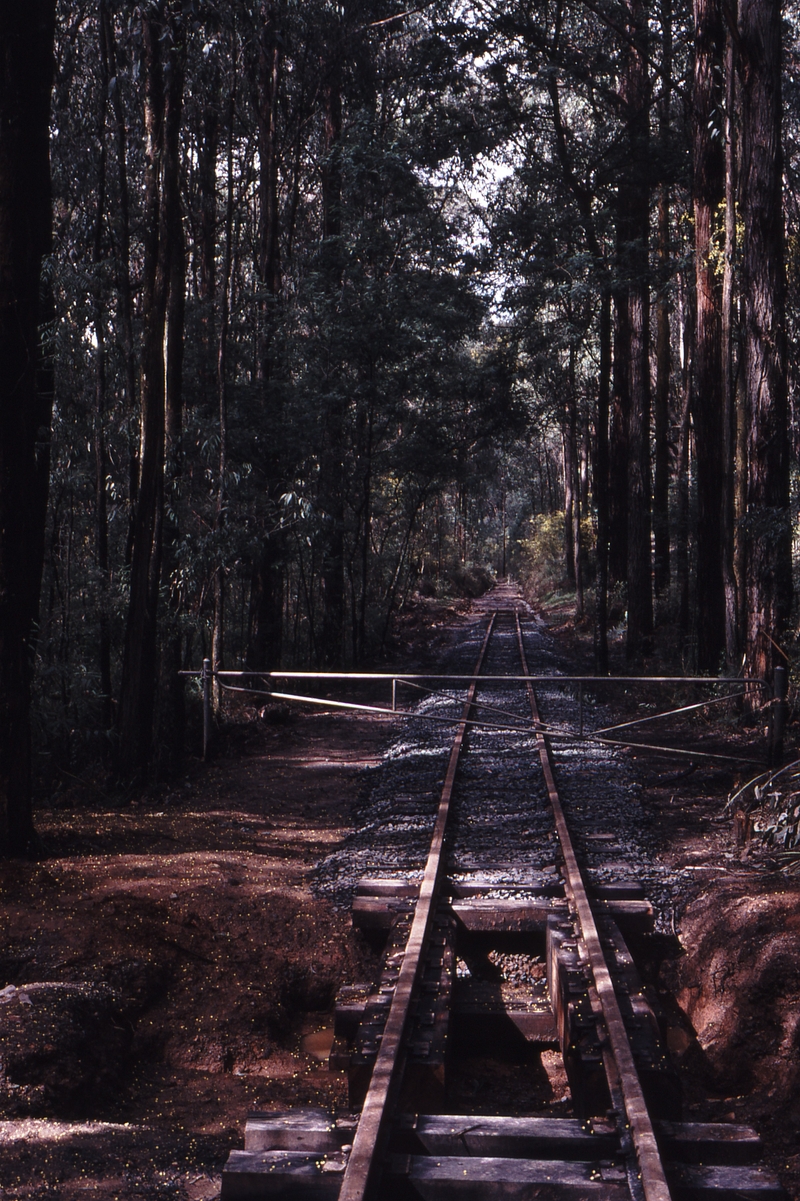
739;0;792;686
0;2;57;855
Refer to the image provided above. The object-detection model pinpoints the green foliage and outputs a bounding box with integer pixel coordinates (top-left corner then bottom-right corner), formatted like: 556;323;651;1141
515;512;594;604
517;513;567;600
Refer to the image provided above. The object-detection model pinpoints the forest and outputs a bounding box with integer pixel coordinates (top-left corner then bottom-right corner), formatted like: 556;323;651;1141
0;0;796;854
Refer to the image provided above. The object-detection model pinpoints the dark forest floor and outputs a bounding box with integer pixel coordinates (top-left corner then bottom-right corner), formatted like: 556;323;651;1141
0;591;798;1199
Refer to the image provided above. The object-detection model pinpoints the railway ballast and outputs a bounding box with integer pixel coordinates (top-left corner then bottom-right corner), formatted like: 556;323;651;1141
220;587;786;1201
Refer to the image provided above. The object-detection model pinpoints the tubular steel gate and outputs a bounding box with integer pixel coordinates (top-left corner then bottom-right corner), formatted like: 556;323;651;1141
180;662;785;770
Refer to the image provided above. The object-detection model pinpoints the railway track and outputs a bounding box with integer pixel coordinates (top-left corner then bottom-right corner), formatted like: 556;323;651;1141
220;593;786;1201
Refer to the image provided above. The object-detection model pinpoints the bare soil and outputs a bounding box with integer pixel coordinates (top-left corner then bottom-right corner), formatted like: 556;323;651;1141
0;711;391;1200
1;594;799;1199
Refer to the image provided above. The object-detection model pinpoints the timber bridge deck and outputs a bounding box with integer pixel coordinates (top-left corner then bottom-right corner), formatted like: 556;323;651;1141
216;587;785;1201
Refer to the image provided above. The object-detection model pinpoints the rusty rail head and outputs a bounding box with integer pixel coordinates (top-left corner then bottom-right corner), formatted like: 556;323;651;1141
514;611;673;1201
337;613;496;1201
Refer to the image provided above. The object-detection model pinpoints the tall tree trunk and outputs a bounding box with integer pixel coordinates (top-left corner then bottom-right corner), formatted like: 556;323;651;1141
692;0;727;673
93;11;112;734
565;344;583;615
196;51;219;405
721;16;739;667
653;0;673;602
609;291;630;587
734;355;747;645
118;7;184;779
100;2;139;564
212;72;236;712
677;277;695;645
247;8;285;671
739;0;791;687
162;137;186;776
0;2;56;856
545;67;607;650
319;42;346;665
563;419;577;587
594;291;612;672
619;0;653;662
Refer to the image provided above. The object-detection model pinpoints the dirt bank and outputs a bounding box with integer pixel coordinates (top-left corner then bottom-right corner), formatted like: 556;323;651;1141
0;711;390;1200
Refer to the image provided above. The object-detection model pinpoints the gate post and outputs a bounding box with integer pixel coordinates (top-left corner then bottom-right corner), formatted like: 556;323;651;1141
202;658;212;761
770;663;788;766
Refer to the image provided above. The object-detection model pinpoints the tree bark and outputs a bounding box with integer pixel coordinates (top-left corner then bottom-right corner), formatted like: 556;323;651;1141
692;0;727;673
212;71;236;713
319;39;346;665
738;0;791;687
565;345;583;614
100;3;139;564
93;9;112;733
618;0;653;662
0;2;56;855
563;419;577;587
676;276;695;645
653;0;672;602
721;16;738;667
195;48;219;406
247;7;285;672
609;291;630;588
594;291;611;672
118;7;184;779
545;67;608;651
162;116;186;776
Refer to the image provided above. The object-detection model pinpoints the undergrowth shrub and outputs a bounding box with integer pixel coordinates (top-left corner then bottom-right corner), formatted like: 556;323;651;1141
516;512;595;604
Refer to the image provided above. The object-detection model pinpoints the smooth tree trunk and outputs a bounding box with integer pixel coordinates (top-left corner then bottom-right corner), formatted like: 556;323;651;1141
118;7;184;779
609;293;630;588
595;292;612;672
247;9;285;671
0;2;56;856
618;0;653;662
545;69;608;651
195;49;219;405
653;0;673;602
100;2;139;564
563;418;577;587
676;276;695;645
93;10;113;733
721;17;739;666
564;345;583;615
212;73;236;712
319;43;346;665
738;0;791;687
692;0;727;673
162;124;187;776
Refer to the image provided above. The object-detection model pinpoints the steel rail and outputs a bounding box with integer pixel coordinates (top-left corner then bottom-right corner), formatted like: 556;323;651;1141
515;611;673;1201
337;613;497;1201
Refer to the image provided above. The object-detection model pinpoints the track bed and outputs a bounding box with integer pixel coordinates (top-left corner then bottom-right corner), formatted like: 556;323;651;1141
220;588;786;1201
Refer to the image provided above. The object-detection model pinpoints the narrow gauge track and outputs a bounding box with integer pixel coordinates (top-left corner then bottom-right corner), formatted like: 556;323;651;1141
222;598;786;1201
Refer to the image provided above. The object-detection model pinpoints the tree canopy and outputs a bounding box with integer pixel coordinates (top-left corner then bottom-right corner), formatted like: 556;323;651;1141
1;0;798;845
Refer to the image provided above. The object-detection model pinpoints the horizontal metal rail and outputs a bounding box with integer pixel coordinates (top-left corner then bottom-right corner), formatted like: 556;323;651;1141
194;677;768;766
181;668;768;687
184;661;772;762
